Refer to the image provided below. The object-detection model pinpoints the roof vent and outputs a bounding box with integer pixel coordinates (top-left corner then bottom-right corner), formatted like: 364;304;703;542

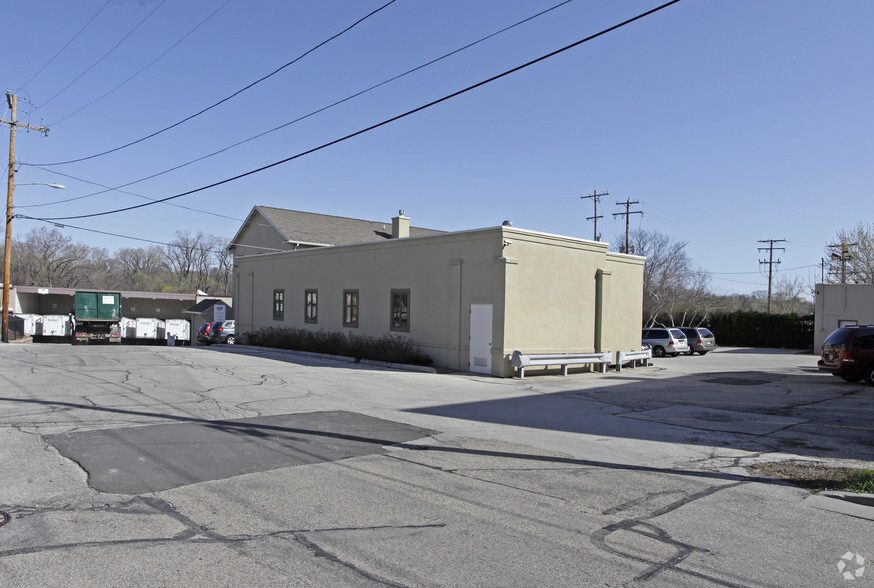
502;220;513;227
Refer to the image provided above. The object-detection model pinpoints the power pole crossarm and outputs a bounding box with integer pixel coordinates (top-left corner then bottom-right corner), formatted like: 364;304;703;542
757;238;787;313
613;198;643;254
581;189;608;241
2;91;50;342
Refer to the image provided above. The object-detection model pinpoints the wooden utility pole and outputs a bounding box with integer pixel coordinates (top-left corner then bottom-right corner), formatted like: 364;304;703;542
581;189;608;241
827;241;856;285
612;198;643;254
1;92;49;342
758;239;786;313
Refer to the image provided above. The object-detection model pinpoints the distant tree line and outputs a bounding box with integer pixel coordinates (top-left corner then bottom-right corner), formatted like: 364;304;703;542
4;227;231;296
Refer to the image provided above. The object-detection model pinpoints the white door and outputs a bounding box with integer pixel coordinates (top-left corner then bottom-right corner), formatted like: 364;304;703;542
469;304;493;374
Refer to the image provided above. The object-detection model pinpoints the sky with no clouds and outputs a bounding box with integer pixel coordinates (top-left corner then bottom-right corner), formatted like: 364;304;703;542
5;0;873;296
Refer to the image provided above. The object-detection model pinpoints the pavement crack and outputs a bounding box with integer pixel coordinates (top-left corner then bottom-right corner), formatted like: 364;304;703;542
592;481;749;586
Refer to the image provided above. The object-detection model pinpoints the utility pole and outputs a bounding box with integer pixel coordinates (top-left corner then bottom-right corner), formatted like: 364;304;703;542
827;241;856;285
580;189;608;241
1;91;49;343
612;198;643;254
758;239;786;313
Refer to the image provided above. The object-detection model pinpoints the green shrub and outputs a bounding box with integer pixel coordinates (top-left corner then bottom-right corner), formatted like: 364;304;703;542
243;327;432;366
649;311;814;350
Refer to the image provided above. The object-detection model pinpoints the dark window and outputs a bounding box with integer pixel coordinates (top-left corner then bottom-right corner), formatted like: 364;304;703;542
305;289;318;324
273;290;284;320
853;331;874;349
343;290;359;327
390;289;410;332
824;329;853;346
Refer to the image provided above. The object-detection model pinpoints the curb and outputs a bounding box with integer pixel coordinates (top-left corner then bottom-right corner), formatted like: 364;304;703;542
208;344;436;374
805;492;874;521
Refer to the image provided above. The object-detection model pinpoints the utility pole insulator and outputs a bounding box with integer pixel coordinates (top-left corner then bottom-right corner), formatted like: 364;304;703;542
613;198;643;254
757;239;787;313
581;190;608;242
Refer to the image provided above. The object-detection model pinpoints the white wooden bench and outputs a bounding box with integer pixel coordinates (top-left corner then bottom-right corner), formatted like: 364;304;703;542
615;349;652;372
511;350;612;378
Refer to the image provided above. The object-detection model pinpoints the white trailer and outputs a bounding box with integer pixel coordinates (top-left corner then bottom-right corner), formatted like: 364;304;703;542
41;315;71;337
15;314;43;337
121;317;137;339
135;317;165;340
164;319;190;344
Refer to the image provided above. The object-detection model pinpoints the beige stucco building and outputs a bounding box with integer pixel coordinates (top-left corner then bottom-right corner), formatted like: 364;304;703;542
230;207;645;377
814;283;874;350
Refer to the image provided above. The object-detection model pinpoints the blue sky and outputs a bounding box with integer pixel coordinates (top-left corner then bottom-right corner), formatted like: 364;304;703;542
5;0;873;296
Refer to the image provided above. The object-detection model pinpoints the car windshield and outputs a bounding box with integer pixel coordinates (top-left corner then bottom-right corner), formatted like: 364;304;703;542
699;328;713;338
823;329;852;346
670;329;685;339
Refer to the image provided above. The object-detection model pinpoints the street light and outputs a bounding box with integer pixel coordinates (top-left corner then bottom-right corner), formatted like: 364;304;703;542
1;182;66;342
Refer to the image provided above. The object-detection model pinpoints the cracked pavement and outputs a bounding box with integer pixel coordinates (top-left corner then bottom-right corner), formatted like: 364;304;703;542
1;344;872;586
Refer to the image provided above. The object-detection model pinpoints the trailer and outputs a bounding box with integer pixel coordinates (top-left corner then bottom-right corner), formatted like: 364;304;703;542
42;315;71;338
135;317;165;340
74;291;121;344
164;319;191;345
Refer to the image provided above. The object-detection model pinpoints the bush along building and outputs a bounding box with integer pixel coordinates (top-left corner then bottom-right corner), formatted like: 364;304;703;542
229;207;645;377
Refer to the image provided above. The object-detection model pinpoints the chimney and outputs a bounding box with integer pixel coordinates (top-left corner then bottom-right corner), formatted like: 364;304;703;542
391;209;410;239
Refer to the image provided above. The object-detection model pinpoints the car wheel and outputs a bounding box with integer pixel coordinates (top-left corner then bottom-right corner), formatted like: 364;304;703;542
865;365;874;386
686;349;695;356
225;335;235;345
670;353;679;357
841;375;863;383
699;351;708;355
652;346;666;358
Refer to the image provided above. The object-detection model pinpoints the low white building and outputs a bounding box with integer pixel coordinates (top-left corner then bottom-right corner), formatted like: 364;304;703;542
230;207;646;377
814;283;874;349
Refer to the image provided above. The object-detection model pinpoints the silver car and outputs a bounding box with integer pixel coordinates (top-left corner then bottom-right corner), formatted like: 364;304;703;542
678;327;717;355
642;328;690;357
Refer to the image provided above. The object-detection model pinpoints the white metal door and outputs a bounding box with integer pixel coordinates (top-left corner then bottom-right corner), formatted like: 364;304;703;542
469;304;493;374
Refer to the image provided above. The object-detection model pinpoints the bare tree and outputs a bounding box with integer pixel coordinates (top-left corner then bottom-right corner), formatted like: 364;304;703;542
113;246;168;291
12;227;91;287
823;222;874;284
619;228;710;327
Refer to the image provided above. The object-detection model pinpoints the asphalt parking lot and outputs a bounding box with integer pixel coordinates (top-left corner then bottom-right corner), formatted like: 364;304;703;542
0;343;872;586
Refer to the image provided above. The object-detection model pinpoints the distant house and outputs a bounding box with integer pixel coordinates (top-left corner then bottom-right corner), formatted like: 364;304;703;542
230;207;645;377
814;284;874;349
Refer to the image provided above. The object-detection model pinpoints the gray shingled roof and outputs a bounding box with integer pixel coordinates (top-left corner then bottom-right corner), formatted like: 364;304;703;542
256;206;445;246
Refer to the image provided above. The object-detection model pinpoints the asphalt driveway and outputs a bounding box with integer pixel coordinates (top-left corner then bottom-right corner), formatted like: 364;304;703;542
0;344;871;586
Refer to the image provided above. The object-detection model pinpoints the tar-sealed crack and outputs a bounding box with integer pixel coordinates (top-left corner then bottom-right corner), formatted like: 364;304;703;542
591;481;749;586
0;495;436;586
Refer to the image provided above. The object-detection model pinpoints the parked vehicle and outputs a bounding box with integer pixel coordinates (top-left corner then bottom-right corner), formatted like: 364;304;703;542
73;291;122;344
641;328;690;357
678;327;717;355
208;320;236;344
196;322;213;345
818;325;874;384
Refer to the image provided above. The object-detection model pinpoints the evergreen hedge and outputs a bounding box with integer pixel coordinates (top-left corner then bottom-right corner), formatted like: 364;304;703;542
650;311;814;350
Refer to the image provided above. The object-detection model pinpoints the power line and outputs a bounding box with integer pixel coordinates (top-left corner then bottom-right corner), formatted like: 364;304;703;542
23;0;578;205
30;0;400;166
52;0;235;126
31;0;684;223
757;238;786;313
35;0;170;112
14;166;243;222
17;0;114;90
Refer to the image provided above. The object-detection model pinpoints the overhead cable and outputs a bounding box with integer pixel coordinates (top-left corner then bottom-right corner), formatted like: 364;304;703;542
33;0;684;222
52;0;235;125
30;0;399;166
36;0;170;111
23;0;576;203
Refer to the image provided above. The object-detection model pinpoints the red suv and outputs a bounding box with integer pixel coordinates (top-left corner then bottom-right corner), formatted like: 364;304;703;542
818;326;874;384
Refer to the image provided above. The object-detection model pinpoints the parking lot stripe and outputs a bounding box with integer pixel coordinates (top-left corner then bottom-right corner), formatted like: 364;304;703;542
624;414;874;431
670;400;874;411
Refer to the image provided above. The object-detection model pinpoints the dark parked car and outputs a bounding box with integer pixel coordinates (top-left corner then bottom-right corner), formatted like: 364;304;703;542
818;325;874;384
678;327;717;355
208;320;236;344
196;322;213;345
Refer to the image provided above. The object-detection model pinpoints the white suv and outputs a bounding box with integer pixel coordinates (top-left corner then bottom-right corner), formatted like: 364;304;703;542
642;328;690;357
